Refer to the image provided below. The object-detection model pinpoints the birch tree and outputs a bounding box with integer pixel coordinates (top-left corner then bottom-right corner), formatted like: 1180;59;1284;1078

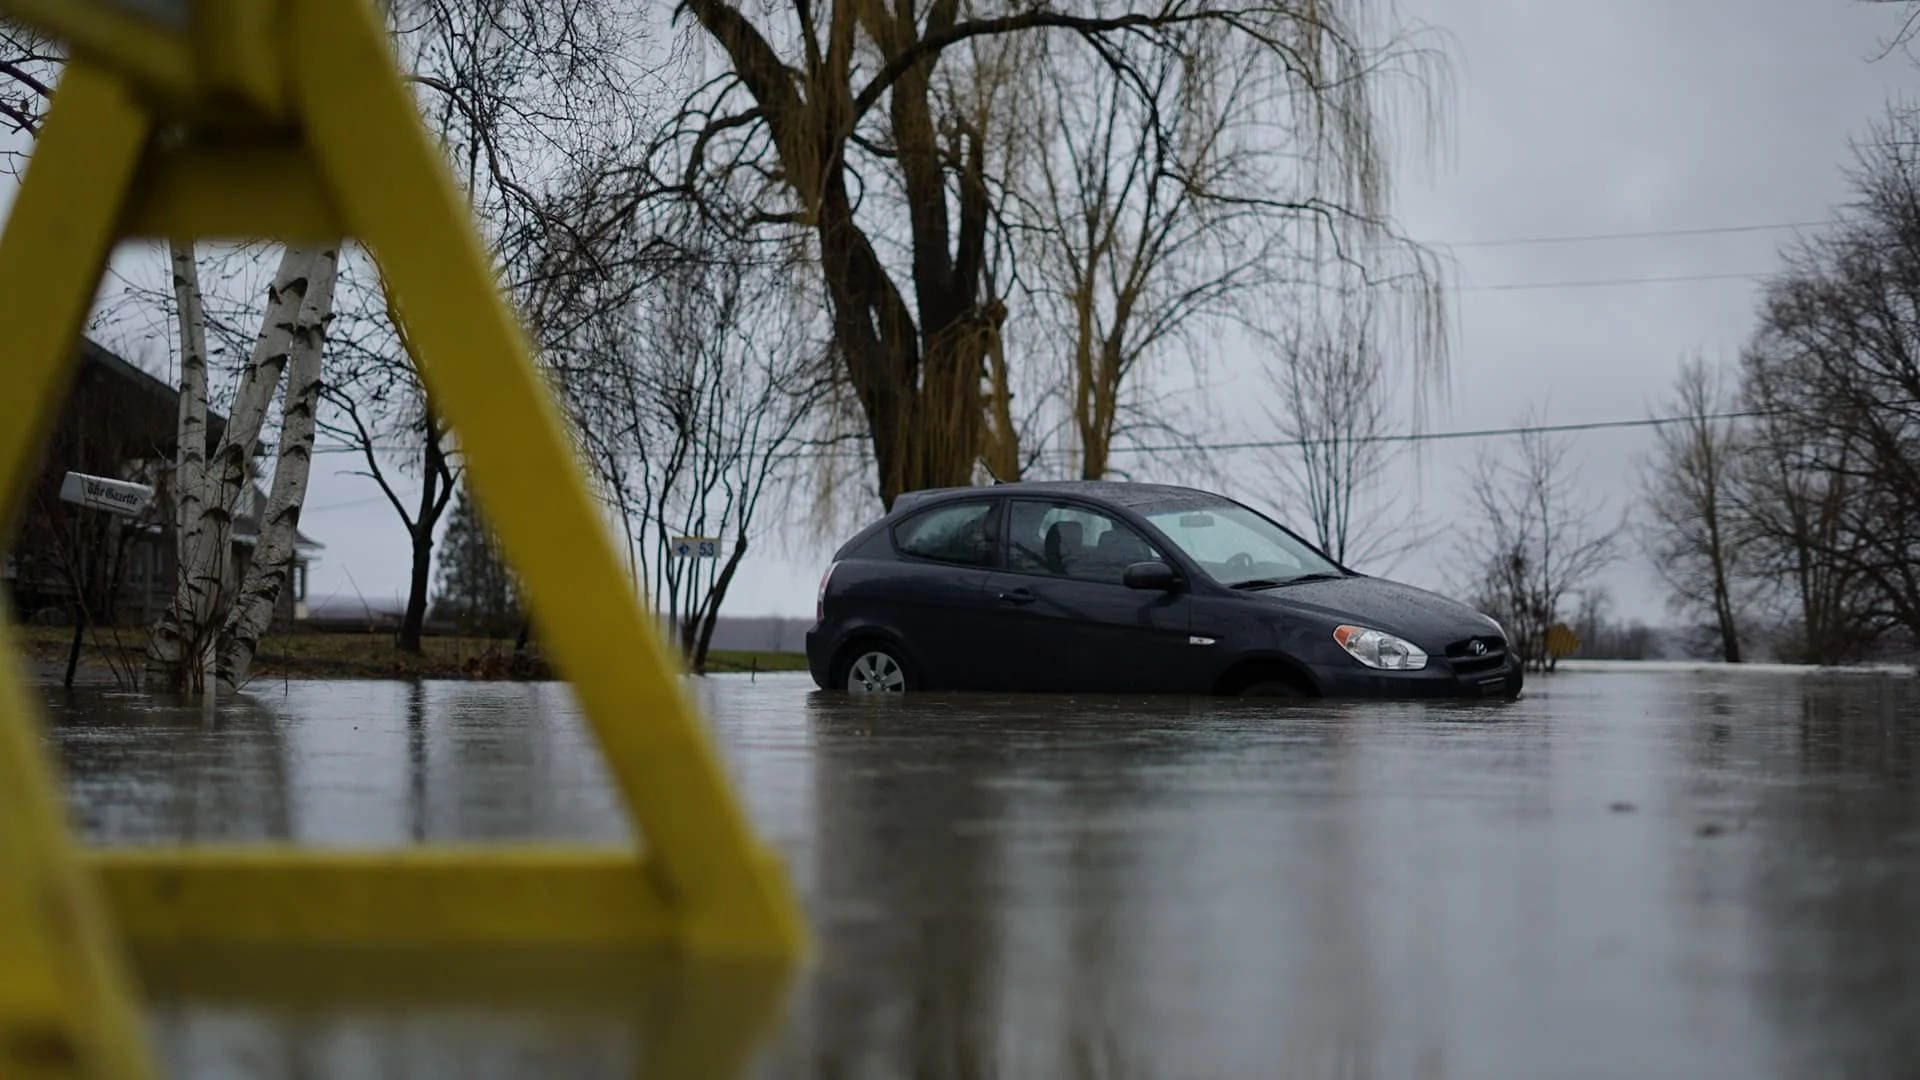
145;244;338;694
147;242;214;685
218;246;340;687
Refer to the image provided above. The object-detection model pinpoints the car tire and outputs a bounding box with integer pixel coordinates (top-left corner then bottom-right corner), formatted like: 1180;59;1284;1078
842;644;913;694
1238;680;1300;698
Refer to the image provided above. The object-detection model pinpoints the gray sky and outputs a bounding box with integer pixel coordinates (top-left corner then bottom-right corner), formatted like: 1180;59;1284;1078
268;0;1916;624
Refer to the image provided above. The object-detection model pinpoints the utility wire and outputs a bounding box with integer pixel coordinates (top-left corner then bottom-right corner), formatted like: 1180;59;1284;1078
1459;270;1768;292
1101;410;1772;455
310;410;1770;466
1434;220;1833;249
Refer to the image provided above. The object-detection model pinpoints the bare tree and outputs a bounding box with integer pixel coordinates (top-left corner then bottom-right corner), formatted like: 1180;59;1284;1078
664;0;1447;506
316;261;461;655
0;23;58;176
563;228;829;673
1724;104;1920;662
292;0;645;655
1459;418;1620;670
1262;292;1424;570
1640;355;1746;662
1729;343;1882;664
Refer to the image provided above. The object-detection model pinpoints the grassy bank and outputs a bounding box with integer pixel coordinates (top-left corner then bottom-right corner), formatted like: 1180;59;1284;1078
15;625;808;682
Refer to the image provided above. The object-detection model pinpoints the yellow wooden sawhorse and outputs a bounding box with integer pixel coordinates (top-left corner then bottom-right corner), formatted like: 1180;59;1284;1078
0;2;806;1077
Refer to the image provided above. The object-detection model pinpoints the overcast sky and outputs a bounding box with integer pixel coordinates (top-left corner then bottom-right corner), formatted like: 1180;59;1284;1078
204;0;1919;625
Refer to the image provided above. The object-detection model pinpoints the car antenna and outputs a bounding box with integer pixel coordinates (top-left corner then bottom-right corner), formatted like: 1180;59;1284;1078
977;456;1003;486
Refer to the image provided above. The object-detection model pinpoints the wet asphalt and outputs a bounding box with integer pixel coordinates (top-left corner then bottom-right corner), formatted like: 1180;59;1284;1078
35;668;1920;1079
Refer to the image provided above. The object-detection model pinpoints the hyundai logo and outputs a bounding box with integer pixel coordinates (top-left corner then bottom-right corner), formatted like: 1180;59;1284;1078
1469;640;1488;656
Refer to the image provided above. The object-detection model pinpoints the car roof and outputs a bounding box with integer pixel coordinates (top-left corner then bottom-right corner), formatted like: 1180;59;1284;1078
891;480;1234;515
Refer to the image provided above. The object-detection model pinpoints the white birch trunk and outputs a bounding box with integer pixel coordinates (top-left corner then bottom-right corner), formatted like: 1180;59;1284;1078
148;241;214;688
150;245;322;692
217;246;339;689
208;247;324;521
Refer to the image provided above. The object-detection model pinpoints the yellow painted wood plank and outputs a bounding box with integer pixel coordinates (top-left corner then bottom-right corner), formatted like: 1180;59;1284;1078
126;943;795;1080
83;846;678;946
286;0;807;959
0;66;156;1080
120;140;344;241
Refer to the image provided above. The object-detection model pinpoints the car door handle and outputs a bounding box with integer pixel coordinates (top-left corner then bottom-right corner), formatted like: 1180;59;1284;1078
997;588;1037;605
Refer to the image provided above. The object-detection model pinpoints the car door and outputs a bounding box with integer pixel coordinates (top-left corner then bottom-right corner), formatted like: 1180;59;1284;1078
982;499;1194;693
880;497;1003;689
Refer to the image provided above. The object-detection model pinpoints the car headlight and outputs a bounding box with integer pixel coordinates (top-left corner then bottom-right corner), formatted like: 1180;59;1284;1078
1333;625;1428;670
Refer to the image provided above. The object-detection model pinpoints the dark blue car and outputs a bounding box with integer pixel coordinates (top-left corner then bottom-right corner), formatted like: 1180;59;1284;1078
805;481;1523;699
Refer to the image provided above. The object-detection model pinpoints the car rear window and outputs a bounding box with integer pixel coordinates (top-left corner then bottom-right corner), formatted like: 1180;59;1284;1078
893;501;996;566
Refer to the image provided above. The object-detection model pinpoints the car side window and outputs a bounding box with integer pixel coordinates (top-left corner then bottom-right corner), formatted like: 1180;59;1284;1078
1006;500;1161;585
893;501;997;566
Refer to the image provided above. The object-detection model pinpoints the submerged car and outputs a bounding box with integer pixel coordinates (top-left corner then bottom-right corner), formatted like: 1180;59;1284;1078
805;481;1522;699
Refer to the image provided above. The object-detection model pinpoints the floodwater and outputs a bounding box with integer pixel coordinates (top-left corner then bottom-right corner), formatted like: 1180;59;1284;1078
35;668;1920;1079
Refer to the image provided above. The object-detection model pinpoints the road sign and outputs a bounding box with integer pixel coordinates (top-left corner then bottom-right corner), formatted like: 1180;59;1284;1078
672;536;722;559
58;471;154;516
1545;623;1581;659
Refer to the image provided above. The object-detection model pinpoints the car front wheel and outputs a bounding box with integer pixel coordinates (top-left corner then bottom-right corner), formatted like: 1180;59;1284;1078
845;647;911;693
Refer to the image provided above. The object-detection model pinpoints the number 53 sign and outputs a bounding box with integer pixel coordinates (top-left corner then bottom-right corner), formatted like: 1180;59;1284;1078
671;536;721;559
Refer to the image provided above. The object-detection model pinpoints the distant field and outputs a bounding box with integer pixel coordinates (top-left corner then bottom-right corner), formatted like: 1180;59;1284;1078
15;624;808;681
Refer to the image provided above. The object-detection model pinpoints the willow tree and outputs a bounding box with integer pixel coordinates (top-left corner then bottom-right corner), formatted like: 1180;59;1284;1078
671;0;1442;506
1011;18;1445;482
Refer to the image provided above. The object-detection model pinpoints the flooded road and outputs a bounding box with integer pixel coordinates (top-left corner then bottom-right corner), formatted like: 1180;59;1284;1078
37;668;1920;1078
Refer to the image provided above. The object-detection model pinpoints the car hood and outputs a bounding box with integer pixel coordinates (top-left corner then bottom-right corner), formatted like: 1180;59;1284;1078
1245;575;1499;649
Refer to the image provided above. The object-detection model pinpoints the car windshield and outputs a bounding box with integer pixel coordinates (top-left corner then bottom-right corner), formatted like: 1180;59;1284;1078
1142;503;1342;587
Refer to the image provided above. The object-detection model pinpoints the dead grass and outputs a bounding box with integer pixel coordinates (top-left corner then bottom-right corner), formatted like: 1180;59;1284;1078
15;625;807;681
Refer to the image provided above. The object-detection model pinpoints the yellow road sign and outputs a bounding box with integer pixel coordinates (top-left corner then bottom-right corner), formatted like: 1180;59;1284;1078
1545;623;1581;659
0;2;805;1076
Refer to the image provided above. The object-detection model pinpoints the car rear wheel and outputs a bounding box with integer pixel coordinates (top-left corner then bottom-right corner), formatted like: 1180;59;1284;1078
845;647;911;693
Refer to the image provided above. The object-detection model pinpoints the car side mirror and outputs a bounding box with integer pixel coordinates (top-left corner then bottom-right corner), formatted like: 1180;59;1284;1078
1123;560;1178;591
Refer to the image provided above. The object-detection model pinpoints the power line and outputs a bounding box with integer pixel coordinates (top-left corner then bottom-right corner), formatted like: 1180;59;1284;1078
1459;270;1768;292
1435;220;1833;249
305;494;393;513
314;409;1769;466
1104;410;1771;455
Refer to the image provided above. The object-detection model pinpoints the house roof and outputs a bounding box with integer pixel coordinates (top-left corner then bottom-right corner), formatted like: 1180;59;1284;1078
81;338;321;553
77;336;274;454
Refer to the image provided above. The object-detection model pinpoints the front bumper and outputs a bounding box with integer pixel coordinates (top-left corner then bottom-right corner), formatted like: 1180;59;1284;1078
1309;654;1523;700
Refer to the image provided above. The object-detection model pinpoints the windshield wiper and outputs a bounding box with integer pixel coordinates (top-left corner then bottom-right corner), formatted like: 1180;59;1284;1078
1276;571;1348;586
1231;571;1346;590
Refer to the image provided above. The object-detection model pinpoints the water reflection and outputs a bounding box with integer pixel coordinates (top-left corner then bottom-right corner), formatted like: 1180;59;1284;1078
35;670;1920;1078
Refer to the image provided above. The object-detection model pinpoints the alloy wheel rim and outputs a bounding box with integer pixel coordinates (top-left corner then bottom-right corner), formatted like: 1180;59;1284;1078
847;652;905;692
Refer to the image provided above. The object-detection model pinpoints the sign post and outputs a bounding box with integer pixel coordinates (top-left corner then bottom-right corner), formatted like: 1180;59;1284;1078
670;537;724;653
54;472;155;688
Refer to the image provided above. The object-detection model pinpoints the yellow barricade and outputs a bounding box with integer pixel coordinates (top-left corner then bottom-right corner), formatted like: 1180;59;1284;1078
0;3;806;1077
